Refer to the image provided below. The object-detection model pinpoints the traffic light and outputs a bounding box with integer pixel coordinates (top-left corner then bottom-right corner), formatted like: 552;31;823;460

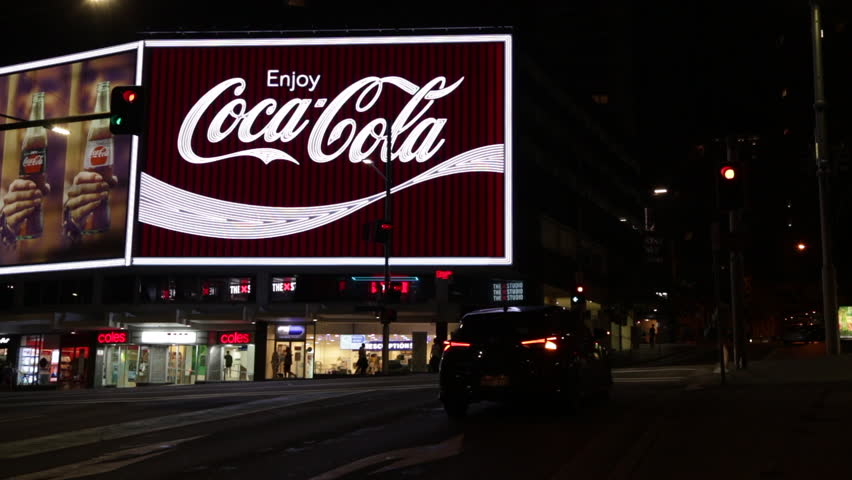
110;86;146;135
373;220;392;244
717;162;744;210
572;285;586;309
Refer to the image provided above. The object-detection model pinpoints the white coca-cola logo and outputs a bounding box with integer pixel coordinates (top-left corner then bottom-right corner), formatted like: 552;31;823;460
177;75;464;166
23;154;43;167
90;145;109;165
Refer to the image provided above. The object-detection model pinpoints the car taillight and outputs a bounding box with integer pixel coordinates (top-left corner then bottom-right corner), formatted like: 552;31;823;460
521;337;558;350
443;340;471;352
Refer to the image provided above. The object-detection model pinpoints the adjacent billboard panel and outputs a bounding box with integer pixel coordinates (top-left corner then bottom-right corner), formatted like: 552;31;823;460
839;306;852;339
0;44;139;275
135;35;512;266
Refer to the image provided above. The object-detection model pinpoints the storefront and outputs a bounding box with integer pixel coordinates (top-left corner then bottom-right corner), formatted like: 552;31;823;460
94;329;206;388
265;323;312;379
207;331;255;382
16;333;92;388
308;320;455;376
0;335;19;386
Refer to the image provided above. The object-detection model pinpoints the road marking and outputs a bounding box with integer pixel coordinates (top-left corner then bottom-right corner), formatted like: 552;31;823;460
614;368;697;374
0;383;436;407
7;435;203;480
0;414;43;423
614;377;686;383
0;390;363;459
308;434;464;480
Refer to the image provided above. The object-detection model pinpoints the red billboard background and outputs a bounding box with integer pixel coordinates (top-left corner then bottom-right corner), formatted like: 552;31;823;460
137;36;509;264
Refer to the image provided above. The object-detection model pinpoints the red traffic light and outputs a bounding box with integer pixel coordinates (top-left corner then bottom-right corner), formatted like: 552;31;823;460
380;223;392;230
576;286;584;293
720;166;736;180
122;89;138;103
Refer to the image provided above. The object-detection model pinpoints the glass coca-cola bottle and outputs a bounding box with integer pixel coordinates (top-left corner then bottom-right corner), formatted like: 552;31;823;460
82;81;114;234
18;91;48;239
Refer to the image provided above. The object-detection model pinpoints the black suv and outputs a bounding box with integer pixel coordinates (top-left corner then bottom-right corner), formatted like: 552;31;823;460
439;305;612;417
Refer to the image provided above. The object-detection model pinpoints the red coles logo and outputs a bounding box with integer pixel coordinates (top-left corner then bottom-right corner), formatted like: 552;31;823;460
97;331;127;344
219;332;251;344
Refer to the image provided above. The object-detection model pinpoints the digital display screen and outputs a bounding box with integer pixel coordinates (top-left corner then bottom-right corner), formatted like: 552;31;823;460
0;44;140;275
134;35;512;267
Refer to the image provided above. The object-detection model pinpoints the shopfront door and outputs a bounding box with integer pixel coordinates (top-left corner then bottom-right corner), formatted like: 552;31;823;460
101;345;139;388
272;341;304;379
167;345;197;385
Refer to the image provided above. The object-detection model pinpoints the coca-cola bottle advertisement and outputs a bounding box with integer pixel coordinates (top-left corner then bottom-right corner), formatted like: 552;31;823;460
0;50;136;270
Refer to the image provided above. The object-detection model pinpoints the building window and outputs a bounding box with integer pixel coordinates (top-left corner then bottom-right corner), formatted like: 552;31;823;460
591;94;609;105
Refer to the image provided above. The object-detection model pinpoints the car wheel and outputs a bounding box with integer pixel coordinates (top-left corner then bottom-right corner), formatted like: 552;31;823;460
442;395;469;418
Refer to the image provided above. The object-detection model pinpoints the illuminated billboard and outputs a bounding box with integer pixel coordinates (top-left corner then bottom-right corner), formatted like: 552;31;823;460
840;306;852;339
0;44;140;275
134;35;512;266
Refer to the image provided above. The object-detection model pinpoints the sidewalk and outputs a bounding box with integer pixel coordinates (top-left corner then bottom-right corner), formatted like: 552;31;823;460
610;343;702;368
723;353;852;384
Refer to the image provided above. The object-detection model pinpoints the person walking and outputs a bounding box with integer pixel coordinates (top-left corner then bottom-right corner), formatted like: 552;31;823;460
429;338;443;373
0;361;14;391
224;350;233;380
271;347;281;379
355;343;368;375
283;346;294;378
649;324;657;348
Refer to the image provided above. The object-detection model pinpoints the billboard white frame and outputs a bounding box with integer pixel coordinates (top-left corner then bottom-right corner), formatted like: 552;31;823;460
0;42;143;276
132;34;513;268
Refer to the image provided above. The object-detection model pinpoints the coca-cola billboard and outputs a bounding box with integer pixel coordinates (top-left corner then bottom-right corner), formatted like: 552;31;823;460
135;35;512;266
0;44;139;275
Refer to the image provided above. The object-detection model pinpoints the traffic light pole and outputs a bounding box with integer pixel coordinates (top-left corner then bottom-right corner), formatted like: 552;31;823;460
381;121;393;375
811;1;840;355
711;222;726;384
0;112;109;132
729;209;747;369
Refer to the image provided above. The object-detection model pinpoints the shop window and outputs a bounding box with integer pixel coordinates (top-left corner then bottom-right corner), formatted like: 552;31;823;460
17;334;60;386
23;282;41;306
0;283;14;308
591;94;609;105
306;321;447;377
59;278;92;304
139;276;198;303
199;277;254;303
102;276;135;304
270;276;298;303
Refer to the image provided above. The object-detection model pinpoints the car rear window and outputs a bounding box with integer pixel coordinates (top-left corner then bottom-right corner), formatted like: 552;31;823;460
454;310;579;341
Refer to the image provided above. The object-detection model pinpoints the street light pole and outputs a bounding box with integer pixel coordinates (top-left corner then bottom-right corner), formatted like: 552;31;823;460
381;119;393;374
811;1;840;355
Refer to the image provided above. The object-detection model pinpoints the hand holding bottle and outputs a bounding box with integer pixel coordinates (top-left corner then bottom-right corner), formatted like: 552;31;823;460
2;179;50;233
65;171;116;226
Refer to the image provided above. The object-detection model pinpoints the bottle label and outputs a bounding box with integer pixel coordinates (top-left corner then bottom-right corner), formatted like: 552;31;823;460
20;148;46;175
84;138;113;169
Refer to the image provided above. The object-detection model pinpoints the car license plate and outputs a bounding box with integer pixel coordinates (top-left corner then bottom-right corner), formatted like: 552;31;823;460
480;375;509;387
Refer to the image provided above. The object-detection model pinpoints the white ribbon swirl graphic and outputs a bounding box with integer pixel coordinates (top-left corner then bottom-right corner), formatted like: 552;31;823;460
138;144;504;240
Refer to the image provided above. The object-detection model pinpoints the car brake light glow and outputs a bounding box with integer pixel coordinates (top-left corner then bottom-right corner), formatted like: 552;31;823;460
521;337;558;350
443;340;471;352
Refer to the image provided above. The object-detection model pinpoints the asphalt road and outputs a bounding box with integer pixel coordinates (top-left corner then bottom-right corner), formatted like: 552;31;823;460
2;343;844;479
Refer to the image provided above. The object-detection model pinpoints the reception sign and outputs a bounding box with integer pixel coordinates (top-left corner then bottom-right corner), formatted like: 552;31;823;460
134;35;512;266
